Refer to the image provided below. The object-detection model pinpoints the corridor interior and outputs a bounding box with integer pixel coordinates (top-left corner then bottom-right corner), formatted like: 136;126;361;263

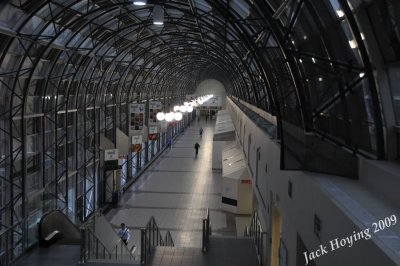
12;116;259;266
106;117;251;249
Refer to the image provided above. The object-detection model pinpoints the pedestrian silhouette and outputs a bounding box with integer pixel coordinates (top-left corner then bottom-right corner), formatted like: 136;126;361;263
117;223;131;245
199;127;203;137
194;142;200;156
167;138;172;149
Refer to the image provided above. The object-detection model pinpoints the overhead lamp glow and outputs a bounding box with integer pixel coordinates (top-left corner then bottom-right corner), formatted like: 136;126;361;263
156;112;165;121
173;105;180;112
174;112;183;121
153;5;164;25
359;72;365;78
165;112;174;122
180;105;187;112
336;10;345;18
187;106;194;112
133;0;147;6
349;39;357;49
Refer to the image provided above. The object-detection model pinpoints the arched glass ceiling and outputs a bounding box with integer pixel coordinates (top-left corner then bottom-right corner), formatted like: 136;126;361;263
0;0;388;159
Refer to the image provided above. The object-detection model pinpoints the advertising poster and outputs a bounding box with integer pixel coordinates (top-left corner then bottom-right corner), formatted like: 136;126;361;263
131;135;142;153
129;103;145;135
149;101;162;125
149;126;158;140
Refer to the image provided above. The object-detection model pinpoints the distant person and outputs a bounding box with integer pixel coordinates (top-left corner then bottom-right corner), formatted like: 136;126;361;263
194;142;200;156
167;138;172;149
199;127;203;137
117;223;131;245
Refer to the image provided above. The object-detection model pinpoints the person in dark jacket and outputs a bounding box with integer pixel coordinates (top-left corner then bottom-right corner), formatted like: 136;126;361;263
194;142;200;156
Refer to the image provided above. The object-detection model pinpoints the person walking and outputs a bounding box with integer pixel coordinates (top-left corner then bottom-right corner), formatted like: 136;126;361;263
194;142;200;156
117;223;131;245
167;137;172;149
199;127;203;137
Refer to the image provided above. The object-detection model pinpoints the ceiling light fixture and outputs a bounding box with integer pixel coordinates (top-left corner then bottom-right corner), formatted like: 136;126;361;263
336;10;345;18
349;39;357;49
153;5;164;25
133;0;147;6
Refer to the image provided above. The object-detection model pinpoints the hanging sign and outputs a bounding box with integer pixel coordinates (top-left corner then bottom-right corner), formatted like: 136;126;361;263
149;126;158;141
131;135;142;152
132;135;142;144
160;121;168;132
149;101;162;126
104;149;119;161
129;103;145;135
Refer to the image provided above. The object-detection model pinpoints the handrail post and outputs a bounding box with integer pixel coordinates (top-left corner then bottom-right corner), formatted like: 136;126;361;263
202;219;206;252
140;228;146;265
79;227;86;264
152;220;155;246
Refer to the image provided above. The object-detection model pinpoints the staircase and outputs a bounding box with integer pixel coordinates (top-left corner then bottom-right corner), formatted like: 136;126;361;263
80;212;139;264
146;236;259;266
142;208;259;266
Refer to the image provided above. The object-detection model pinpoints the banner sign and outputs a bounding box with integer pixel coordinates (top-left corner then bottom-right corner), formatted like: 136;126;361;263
129;103;145;134
149;101;162;126
104;149;118;161
131;135;142;152
149;126;158;141
160;121;168;132
132;135;142;144
149;127;158;134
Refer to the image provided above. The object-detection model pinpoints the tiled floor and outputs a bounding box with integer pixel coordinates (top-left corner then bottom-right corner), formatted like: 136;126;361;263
12;245;81;266
147;237;260;266
106;118;250;250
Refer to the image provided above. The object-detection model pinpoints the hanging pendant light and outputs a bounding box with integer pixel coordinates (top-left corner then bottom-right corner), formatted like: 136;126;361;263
156;112;165;121
153;5;164;25
174;112;183;121
133;0;147;6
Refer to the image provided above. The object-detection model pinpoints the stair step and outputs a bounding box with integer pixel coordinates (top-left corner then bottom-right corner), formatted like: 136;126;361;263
147;237;259;266
84;259;140;266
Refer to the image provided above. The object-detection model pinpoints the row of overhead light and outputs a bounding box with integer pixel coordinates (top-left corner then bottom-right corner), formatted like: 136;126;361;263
133;1;164;25
156;95;214;122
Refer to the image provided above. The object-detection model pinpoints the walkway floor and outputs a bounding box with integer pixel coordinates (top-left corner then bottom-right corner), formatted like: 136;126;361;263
106;118;251;249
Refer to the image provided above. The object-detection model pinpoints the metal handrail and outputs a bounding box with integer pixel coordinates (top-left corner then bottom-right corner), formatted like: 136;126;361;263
140;216;174;265
202;208;211;252
164;231;174;247
79;212;136;264
246;210;268;266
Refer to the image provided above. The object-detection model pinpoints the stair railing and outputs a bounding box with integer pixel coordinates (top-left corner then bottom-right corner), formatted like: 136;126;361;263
140;216;174;265
164;231;174;247
245;210;268;266
202;208;211;252
79;212;136;264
